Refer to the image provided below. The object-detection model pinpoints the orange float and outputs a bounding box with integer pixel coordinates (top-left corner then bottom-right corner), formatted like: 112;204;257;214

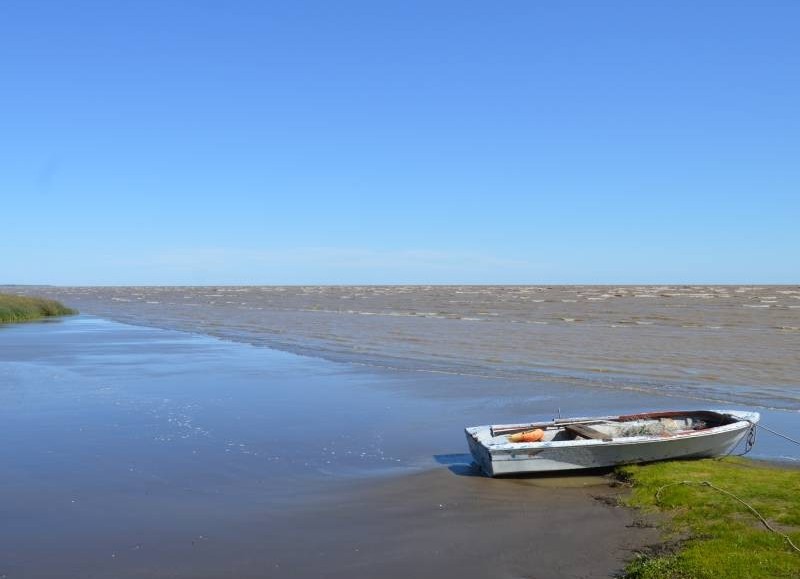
508;428;545;443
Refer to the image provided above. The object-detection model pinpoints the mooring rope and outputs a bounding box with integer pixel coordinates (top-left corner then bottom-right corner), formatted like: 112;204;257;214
655;480;800;555
755;423;800;447
723;418;799;457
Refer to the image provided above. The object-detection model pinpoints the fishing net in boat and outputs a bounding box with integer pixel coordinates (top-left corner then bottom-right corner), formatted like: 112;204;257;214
619;418;708;437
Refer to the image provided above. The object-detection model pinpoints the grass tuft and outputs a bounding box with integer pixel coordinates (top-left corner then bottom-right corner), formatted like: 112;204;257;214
619;457;800;578
0;292;77;323
625;552;685;579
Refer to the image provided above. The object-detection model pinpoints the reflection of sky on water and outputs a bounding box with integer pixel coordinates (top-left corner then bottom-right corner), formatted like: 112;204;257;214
1;315;795;496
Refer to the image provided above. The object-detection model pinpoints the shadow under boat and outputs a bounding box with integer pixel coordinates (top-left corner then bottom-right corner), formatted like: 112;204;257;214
434;453;618;479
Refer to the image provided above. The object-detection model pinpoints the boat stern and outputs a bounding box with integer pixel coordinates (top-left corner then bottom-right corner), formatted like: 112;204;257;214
465;426;496;477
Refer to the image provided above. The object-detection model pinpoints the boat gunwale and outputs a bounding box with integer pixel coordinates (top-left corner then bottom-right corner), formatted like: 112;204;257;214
467;410;759;453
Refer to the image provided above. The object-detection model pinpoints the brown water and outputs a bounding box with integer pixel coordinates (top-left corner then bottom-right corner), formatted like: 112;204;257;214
24;285;800;411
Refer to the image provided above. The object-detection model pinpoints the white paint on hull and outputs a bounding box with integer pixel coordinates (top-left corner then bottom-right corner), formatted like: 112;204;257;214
466;410;759;477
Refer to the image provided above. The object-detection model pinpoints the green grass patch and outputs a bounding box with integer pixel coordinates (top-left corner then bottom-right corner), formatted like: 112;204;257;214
619;457;800;578
0;292;77;323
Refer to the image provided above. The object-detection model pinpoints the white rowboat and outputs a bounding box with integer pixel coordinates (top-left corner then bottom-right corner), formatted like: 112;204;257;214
465;409;759;477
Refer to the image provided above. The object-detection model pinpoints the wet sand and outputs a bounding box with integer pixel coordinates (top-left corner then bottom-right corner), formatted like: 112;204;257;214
0;316;661;578
254;469;656;579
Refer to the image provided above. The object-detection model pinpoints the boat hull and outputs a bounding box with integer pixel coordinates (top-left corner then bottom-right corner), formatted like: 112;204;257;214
466;410;758;476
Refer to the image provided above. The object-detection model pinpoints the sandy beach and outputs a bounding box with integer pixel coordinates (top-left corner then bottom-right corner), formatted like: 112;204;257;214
0;315;664;578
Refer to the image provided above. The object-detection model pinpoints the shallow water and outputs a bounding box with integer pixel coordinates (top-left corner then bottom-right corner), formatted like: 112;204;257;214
1;314;797;577
24;285;800;411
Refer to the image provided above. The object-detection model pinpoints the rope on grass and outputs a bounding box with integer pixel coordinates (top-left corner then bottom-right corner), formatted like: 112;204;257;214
655;480;800;555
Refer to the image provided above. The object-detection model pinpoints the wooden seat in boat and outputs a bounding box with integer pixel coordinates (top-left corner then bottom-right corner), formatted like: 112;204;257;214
564;423;612;441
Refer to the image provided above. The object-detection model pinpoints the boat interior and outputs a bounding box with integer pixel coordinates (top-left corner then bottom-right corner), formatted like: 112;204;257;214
488;411;739;444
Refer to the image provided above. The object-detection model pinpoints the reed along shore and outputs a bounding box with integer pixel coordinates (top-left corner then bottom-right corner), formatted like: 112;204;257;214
0;292;76;323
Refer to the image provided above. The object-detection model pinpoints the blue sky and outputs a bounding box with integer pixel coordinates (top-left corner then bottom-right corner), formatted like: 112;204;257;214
2;1;798;285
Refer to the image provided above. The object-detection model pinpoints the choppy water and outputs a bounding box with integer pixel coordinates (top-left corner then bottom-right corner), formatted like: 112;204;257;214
19;285;800;411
